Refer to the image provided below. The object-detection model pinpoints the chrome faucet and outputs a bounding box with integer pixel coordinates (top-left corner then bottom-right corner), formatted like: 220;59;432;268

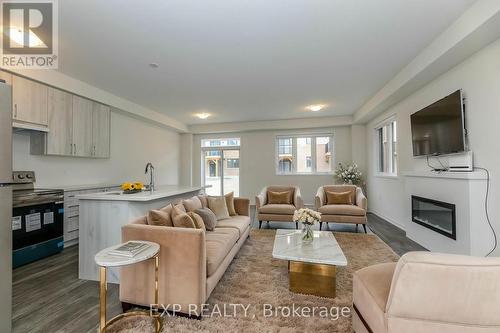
145;162;155;192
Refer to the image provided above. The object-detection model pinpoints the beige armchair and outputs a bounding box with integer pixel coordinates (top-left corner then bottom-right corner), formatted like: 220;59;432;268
256;185;304;229
353;251;500;333
315;185;367;232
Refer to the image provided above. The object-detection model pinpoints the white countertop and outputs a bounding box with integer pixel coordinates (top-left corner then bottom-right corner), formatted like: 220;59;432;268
76;185;204;202
272;229;348;266
49;183;121;191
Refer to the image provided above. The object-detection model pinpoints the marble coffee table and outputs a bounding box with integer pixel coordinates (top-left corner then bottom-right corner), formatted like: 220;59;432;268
272;229;348;298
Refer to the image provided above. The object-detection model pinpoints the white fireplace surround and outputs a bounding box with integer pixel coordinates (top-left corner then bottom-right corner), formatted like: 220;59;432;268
404;171;492;256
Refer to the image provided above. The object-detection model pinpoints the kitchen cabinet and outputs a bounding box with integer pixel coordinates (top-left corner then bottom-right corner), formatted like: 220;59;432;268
45;88;73;155
72;96;93;157
91;104;110;158
0;71;12;85
12;75;48;126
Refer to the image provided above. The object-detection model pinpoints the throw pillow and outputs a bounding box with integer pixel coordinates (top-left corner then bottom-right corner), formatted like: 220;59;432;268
147;209;173;227
183;196;203;212
198;195;208;208
188;212;206;231
325;190;353;205
195;208;218;231
267;190;292;204
225;191;237;216
207;196;230;220
172;206;196;228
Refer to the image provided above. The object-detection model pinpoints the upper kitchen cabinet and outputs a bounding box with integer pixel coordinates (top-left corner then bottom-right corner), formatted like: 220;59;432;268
72;96;93;157
12;76;48;127
45;88;73;155
91;104;110;158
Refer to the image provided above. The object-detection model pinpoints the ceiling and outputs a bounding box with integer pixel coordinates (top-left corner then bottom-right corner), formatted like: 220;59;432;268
57;0;475;125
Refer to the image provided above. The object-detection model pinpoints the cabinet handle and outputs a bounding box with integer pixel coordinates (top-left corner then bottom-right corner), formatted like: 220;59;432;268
14;104;17;118
73;144;76;155
70;143;73;155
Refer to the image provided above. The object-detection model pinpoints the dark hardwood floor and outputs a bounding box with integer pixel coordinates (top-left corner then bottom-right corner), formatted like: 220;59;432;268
13;210;425;332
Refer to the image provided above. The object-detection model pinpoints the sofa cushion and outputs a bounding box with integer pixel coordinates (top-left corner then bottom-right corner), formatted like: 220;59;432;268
225;192;237;216
319;204;365;216
267;190;292;204
188;212;206;231
259;204;296;215
147;208;173;227
172;206;196;228
205;228;239;276
195;208;218;231
208;196;230;220
325;190;353;205
216;215;251;237
183;196;203;212
353;262;396;333
198;195;208;208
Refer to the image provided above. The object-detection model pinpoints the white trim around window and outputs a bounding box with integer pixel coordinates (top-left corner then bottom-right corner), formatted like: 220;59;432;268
374;117;398;177
275;133;334;175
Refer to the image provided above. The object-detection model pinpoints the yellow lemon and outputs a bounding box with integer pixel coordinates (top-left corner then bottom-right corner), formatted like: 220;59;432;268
134;182;144;190
121;182;132;191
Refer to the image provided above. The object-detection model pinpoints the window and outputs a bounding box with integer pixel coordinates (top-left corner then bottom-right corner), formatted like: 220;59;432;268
376;119;397;175
201;138;240;196
276;134;334;174
226;158;239;168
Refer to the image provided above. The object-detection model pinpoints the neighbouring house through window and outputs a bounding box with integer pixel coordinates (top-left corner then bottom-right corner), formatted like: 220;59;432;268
276;134;333;174
201;138;240;196
376;119;397;175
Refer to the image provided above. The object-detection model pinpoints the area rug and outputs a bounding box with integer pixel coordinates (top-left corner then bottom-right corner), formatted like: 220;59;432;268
107;229;399;333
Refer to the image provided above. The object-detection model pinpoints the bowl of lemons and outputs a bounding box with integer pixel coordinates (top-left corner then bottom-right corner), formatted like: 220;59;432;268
121;182;144;194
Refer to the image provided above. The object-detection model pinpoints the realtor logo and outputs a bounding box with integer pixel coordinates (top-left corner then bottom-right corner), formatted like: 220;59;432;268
1;0;58;69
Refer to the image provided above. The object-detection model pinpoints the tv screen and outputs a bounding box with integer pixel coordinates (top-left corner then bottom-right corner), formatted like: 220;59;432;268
411;90;465;157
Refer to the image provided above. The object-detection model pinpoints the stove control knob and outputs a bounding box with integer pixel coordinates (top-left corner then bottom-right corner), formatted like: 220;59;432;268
26;174;33;179
17;174;25;179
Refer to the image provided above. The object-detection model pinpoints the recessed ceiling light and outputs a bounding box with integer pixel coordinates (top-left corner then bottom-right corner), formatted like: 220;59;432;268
195;112;210;119
305;104;327;112
149;63;159;68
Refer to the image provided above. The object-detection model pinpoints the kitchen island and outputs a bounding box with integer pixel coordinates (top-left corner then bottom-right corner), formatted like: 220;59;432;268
77;185;205;283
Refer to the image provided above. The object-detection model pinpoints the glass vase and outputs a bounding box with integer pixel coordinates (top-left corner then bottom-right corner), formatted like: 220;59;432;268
302;223;314;244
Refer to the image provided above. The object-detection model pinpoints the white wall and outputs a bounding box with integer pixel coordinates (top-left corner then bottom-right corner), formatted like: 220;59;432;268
366;38;500;255
13;109;180;188
191;126;362;205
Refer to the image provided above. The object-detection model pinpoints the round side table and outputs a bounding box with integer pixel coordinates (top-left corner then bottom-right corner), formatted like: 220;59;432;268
94;241;161;333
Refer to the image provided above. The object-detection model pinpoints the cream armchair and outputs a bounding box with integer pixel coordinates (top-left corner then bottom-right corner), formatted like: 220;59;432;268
256;185;304;229
353;252;500;333
315;185;367;232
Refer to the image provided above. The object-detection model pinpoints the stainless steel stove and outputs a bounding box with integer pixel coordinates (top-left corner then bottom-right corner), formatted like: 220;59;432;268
12;171;64;268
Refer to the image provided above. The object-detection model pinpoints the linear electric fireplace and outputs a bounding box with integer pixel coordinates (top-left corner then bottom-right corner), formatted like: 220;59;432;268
411;195;456;240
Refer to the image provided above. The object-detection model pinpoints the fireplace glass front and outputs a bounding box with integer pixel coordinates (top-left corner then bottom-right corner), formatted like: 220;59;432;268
411;195;456;240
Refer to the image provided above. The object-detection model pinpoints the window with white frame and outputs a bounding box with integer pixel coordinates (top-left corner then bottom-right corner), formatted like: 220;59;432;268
276;134;333;174
376;119;397;175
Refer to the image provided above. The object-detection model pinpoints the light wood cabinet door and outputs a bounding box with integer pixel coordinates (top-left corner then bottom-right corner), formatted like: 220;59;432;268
72;96;93;157
46;88;73;155
92;103;110;158
12;76;48;125
0;71;12;85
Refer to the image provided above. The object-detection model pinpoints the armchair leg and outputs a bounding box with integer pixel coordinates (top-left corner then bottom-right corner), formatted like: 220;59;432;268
259;221;262;229
356;224;359;232
319;222;323;231
363;224;367;233
295;222;298;229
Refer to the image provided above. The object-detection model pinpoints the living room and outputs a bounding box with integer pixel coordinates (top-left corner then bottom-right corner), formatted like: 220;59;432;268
1;0;500;332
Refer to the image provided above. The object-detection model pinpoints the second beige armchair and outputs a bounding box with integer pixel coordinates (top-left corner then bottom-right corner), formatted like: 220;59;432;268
315;185;367;232
256;185;304;229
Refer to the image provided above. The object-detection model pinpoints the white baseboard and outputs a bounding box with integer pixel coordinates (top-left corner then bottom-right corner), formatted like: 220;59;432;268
368;209;406;231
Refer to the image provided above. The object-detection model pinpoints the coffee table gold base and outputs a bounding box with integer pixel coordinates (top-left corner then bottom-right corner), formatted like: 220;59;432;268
101;311;162;333
288;261;337;298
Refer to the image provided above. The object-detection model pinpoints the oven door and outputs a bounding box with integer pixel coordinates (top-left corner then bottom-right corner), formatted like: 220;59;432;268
12;201;64;268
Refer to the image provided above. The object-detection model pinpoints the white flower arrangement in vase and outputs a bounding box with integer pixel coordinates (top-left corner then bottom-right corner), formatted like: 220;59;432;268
293;208;321;243
334;162;363;185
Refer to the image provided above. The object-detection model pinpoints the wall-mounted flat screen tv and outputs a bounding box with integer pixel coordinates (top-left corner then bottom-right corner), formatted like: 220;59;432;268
410;90;465;157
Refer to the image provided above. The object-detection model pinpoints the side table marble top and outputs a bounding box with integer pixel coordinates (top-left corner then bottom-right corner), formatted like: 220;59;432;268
272;229;348;266
94;241;160;267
